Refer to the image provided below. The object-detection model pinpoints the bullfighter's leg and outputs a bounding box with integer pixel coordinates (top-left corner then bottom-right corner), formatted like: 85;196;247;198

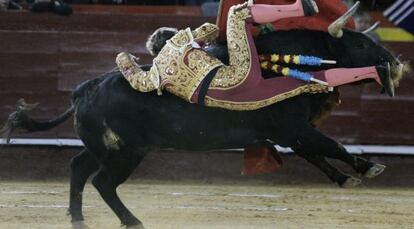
91;152;144;228
261;61;394;97
251;0;318;24
292;146;361;187
315;63;394;97
68;148;100;222
296;123;386;178
210;0;318;89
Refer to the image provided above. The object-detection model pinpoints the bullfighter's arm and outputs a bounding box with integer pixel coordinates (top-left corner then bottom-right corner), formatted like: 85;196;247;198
192;23;220;46
116;52;160;93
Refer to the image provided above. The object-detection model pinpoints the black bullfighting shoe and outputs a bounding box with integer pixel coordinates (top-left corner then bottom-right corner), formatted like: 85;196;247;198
302;0;319;16
376;62;395;97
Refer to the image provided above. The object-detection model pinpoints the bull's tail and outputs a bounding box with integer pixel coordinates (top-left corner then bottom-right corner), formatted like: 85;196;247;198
0;99;75;143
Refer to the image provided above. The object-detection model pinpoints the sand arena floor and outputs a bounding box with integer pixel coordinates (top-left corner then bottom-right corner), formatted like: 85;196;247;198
0;180;413;229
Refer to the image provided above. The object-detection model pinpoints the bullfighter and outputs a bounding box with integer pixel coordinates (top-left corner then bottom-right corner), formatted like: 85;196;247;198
116;0;394;110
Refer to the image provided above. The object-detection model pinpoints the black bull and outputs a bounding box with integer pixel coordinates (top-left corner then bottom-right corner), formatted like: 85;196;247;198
1;29;402;227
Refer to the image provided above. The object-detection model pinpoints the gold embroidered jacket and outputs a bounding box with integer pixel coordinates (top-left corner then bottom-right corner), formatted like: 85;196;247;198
117;23;223;101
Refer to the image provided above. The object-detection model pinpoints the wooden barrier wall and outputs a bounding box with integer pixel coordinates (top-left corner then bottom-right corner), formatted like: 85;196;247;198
0;8;413;145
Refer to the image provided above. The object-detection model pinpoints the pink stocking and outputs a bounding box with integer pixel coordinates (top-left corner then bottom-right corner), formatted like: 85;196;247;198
250;0;305;24
317;66;381;87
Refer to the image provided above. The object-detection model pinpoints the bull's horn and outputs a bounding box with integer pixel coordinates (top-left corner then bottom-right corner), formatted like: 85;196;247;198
363;21;381;34
328;1;360;38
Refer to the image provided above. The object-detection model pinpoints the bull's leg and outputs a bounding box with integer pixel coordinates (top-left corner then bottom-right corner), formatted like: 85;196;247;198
319;141;386;179
293;146;361;187
68;148;99;222
91;153;143;228
297;123;384;178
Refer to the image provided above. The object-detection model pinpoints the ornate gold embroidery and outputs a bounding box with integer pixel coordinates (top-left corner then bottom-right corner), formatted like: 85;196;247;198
205;84;329;111
193;23;219;44
118;23;223;101
116;52;159;92
209;6;252;89
167;28;193;50
118;4;328;111
153;30;223;101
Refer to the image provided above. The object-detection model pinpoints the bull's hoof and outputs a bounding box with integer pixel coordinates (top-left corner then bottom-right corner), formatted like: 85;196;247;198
71;220;90;229
340;177;362;188
67;208;84;222
126;223;145;229
122;218;145;229
364;163;386;178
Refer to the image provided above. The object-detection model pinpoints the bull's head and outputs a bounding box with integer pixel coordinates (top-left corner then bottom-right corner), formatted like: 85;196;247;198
328;1;405;86
329;29;404;87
